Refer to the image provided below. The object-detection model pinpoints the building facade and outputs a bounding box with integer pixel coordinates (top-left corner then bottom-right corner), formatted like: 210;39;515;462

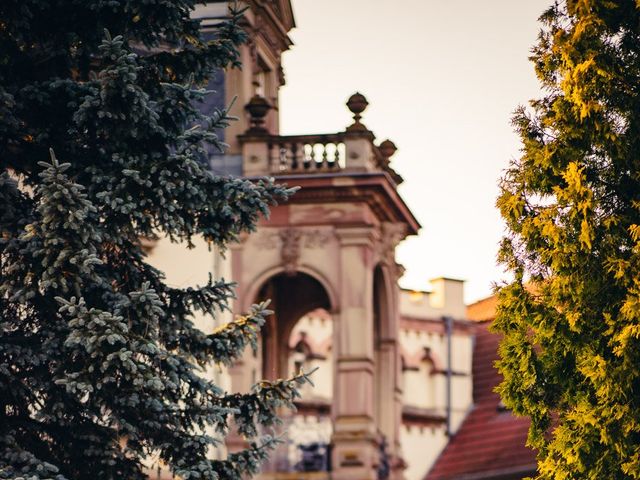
147;2;480;479
424;297;536;480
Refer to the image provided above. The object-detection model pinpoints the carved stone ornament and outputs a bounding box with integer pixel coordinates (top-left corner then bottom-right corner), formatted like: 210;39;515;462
254;231;280;249
304;230;332;248
277;63;286;87
279;228;302;275
395;262;407;281
253;228;333;274
377;223;406;267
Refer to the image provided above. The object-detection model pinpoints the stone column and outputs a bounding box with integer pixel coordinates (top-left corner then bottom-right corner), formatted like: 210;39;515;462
226;238;252;454
373;273;405;479
374;223;408;479
391;284;406;479
331;227;379;480
385;282;406;480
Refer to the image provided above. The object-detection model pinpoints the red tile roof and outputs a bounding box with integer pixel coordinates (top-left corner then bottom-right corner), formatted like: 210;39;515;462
425;320;537;480
466;296;499;322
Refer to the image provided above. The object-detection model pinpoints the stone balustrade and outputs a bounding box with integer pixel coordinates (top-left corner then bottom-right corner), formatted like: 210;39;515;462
265;133;346;173
239;93;403;184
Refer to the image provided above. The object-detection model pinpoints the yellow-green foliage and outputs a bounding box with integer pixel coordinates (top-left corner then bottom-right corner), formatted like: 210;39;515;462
494;1;640;478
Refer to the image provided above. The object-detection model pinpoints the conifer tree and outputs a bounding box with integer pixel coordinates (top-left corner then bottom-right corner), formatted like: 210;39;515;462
495;1;640;478
0;2;309;478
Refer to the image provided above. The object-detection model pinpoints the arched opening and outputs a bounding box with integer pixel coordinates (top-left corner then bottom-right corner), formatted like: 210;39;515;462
286;309;333;473
373;264;398;477
287;311;333;399
252;272;334;474
373;266;387;429
254;272;331;380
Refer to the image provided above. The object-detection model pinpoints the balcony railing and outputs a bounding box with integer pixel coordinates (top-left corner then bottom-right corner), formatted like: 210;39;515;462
258;413;333;476
239;93;403;184
267;133;346;173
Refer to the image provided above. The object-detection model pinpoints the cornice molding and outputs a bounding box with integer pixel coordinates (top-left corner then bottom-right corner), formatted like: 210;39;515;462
268;172;421;236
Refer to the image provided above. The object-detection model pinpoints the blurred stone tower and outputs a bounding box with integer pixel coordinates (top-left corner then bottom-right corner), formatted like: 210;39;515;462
194;2;420;479
146;4;479;480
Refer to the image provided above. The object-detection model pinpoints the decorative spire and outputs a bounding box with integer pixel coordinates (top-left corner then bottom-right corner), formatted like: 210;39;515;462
345;92;370;132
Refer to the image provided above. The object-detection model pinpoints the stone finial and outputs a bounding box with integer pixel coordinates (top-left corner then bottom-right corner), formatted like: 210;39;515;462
379;139;397;160
245;94;271;134
378;139;404;185
345;92;370;132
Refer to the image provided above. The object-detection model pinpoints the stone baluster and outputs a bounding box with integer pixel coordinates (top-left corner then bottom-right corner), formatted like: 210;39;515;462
277;144;286;171
333;143;341;168
290;141;299;170
266;140;276;172
308;143;316;167
321;142;328;168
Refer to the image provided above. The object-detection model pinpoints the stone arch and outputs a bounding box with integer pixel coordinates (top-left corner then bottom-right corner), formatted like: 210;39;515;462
373;263;396;339
373;263;402;470
231;221;412;478
373;264;391;421
250;270;333;381
236;269;337;474
242;264;339;315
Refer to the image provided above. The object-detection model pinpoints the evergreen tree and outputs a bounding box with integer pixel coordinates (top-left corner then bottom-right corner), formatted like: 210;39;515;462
495;1;640;478
0;2;309;478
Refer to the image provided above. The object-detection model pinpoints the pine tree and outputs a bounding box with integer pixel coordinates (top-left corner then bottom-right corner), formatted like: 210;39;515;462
0;2;309;478
495;1;640;478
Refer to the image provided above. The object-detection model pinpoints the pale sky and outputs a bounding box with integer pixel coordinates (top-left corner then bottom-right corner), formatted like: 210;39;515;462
279;0;550;303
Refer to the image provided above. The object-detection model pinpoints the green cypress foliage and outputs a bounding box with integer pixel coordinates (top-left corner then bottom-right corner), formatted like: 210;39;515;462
495;1;640;478
0;2;309;478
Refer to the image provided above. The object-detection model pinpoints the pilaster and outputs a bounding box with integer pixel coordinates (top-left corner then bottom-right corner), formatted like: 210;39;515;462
331;227;379;480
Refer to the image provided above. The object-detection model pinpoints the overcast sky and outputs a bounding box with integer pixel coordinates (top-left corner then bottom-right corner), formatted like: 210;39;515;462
279;0;551;303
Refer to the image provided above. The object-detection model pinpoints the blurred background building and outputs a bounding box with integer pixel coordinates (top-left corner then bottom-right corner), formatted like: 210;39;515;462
146;2;534;479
